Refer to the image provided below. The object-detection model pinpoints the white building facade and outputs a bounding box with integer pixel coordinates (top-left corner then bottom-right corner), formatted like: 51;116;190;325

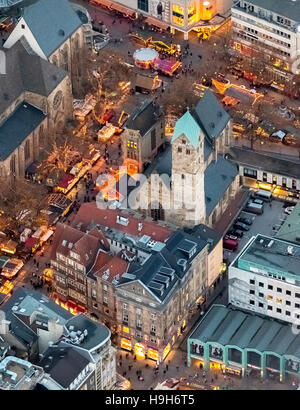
231;0;300;87
229;234;300;326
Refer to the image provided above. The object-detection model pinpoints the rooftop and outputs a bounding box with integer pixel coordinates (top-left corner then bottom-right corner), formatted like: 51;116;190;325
39;345;90;389
190;304;300;360
172;110;202;149
63;313;110;352
234;0;300;23
20;0;82;57
232;234;300;279
0;102;46;160
0;356;44;390
125;99;162;137
275;203;300;244
229;147;300;180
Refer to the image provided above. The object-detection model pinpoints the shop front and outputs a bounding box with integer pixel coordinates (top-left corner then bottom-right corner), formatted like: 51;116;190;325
222;364;243;377
134;342;146;358
121;338;132;352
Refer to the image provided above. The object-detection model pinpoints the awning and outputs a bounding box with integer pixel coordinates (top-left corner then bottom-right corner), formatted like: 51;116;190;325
109;2;135;16
40;230;54;243
25;237;39;249
90;0;113;8
145;16;169;30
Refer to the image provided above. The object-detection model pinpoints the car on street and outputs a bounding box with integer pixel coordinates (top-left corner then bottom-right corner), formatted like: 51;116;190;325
285;206;295;215
237;216;253;225
233;222;250;231
225;233;238;241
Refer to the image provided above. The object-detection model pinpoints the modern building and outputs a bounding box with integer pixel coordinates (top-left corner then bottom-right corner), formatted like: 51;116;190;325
229;146;300;196
187;304;300;382
90;0;233;39
3;0;86;87
0;356;45;390
0;288;72;361
231;0;300;89
132;89;239;228
122;99;166;173
50;202;224;362
0;40;73;178
228;234;300;325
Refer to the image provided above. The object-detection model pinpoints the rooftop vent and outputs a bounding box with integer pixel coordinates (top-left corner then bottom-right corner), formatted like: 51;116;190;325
58;29;65;36
287;246;294;255
267;240;274;248
210;122;215;129
116;215;129;226
62;240;67;246
68;242;73;249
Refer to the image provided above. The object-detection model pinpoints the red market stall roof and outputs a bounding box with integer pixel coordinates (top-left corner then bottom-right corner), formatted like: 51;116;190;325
57;173;75;190
25;237;39;249
153;58;181;75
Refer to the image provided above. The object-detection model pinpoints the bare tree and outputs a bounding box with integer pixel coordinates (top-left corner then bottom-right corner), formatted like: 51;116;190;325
0;178;48;237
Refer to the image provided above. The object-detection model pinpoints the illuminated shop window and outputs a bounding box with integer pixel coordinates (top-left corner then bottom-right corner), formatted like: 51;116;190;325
188;3;196;24
172;5;184;26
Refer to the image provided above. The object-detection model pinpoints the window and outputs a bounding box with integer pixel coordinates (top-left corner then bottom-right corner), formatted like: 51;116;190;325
103;296;108;306
250;300;255;305
182;139;186;144
138;0;148;12
250;279;255;285
250;290;255;295
123;314;128;323
276;308;282;313
259;282;264;287
277;288;282;293
151;314;156;320
263;172;267;182
151;324;156;333
286;300;291;306
123;303;127;309
259;292;264;298
259;302;264;308
295;293;300;299
295;303;300;309
292;180;296;189
286;311;291;316
267;306;273;311
103;284;107;292
244;168;257;178
282;177;287;187
136;308;141;315
286;290;291;296
178;147;182;153
10;155;16;174
186;149;190;155
151;129;156;151
24;140;30;161
21;24;25;29
268;285;273;290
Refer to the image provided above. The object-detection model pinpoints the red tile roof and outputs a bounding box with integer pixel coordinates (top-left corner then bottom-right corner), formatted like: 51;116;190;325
72;202;172;243
51;223;105;267
92;251;129;283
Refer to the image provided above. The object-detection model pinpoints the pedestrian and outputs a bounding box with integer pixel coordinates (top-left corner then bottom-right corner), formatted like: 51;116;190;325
33;258;36;265
176;366;179;372
166;364;168;371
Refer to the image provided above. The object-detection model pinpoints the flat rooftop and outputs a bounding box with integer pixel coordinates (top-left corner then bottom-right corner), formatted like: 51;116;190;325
189;304;300;360
234;0;300;23
232;234;300;278
276;203;300;245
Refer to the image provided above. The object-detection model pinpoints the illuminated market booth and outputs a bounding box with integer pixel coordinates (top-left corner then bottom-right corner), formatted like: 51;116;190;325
188;304;300;383
133;48;159;70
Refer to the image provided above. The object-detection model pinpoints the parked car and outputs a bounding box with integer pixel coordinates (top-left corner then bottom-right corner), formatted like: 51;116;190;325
237;216;253;225
223;238;238;251
228;229;244;238
252;198;264;205
245;202;264;214
225;234;238;241
233;222;250;231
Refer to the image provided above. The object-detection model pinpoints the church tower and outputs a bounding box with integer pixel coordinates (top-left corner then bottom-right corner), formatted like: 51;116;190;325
170;109;206;227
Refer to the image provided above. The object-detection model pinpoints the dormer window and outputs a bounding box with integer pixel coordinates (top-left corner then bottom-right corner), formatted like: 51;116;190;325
178;147;182;153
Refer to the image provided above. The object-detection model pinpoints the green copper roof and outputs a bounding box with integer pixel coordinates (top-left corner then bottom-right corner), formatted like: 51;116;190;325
172;110;201;149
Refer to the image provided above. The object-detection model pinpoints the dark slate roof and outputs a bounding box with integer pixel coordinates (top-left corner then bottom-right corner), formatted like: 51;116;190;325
39;346;90;389
0;0;23;8
191;89;231;143
184;223;222;251
21;0;82;57
204;156;238;217
0;102;46;160
229;146;300;180
120;230;208;302
204;139;213;161
64;314;110;352
144;143;172;178
125;99;162;137
0;41;67;114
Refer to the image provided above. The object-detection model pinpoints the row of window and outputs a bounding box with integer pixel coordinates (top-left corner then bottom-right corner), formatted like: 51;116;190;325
250;279;300;297
250;299;300;317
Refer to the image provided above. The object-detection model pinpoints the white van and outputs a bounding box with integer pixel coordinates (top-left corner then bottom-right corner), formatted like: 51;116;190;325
254;189;272;202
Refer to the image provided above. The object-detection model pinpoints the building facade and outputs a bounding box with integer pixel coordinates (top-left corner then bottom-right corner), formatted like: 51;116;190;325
90;0;233;38
122;99;166;173
50;202;224;362
229;234;300;326
231;0;300;90
230;146;300;197
187;304;300;382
